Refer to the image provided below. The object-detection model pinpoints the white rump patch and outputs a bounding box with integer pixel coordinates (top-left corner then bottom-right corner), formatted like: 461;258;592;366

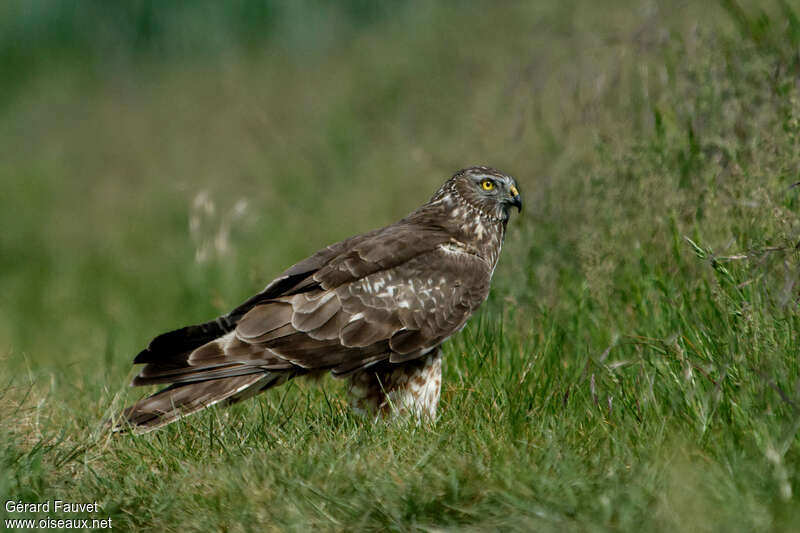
221;330;237;349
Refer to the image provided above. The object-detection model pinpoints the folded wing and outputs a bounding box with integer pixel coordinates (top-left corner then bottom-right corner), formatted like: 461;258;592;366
132;229;491;386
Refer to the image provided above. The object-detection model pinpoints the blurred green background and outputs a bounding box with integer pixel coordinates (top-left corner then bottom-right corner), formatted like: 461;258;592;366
0;0;641;370
2;1;800;531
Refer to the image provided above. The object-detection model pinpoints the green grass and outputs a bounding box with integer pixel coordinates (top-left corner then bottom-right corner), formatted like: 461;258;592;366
2;1;800;530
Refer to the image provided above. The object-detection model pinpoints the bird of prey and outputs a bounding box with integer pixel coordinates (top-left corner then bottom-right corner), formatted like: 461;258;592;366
119;166;521;432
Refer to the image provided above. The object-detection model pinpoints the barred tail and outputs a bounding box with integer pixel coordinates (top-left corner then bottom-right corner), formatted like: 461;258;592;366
117;372;286;433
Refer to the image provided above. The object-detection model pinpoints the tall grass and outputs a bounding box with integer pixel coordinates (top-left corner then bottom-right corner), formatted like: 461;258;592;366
2;1;800;530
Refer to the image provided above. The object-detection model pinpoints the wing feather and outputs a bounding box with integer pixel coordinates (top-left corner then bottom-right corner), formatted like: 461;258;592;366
291;292;341;331
131;226;490;387
235;302;293;341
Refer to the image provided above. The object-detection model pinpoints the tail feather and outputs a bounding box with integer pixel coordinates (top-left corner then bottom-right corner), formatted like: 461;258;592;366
134;317;234;364
119;314;296;433
131;362;270;386
117;373;285;433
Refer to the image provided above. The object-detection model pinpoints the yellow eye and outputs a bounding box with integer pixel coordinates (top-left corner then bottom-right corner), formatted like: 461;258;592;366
481;179;495;191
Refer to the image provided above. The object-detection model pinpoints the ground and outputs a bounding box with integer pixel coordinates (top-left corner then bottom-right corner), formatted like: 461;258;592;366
1;1;800;531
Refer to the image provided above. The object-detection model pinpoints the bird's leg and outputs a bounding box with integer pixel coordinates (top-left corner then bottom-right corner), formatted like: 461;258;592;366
347;351;442;420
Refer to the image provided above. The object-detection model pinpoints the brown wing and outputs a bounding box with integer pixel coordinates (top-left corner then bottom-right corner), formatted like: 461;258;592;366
132;224;439;372
133;235;491;385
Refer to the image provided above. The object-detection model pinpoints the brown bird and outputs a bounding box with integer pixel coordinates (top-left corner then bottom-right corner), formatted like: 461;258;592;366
119;166;521;432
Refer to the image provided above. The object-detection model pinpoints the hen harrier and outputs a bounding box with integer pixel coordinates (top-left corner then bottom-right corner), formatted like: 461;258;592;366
119;166;521;432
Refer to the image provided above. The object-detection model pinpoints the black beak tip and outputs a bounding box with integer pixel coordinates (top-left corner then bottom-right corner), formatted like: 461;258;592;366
512;195;522;213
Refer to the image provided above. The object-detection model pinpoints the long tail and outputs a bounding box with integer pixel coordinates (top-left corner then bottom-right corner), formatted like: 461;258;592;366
115;312;276;433
117;372;289;433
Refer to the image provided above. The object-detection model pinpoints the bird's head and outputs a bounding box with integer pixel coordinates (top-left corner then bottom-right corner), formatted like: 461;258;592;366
446;166;522;223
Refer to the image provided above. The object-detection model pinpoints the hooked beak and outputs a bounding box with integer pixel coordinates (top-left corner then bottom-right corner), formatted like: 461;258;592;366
508;184;522;212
